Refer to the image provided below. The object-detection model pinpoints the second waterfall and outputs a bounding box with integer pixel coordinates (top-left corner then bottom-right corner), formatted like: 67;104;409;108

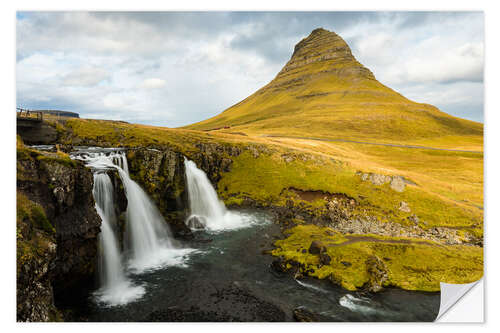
184;158;251;231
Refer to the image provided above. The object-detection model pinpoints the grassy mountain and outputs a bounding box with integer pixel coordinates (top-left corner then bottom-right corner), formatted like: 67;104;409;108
186;28;482;148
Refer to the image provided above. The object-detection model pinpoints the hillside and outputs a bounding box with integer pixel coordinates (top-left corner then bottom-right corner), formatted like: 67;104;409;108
186;28;482;149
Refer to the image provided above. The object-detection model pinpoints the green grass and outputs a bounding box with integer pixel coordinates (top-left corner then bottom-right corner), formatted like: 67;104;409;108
272;225;483;291
36;151;77;168
218;149;482;232
17;192;55;235
17;191;55;276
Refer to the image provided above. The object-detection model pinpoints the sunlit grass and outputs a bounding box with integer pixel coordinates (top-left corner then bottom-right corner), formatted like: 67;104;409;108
272;225;483;291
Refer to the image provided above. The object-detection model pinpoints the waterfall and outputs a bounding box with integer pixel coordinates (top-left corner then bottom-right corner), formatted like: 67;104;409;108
115;166;176;271
92;171;145;306
75;149;194;275
184;158;250;231
93;173;123;289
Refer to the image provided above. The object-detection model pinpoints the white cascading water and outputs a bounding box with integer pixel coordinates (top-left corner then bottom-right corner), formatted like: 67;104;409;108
73;149;194;305
116;166;178;272
92;172;145;306
184;158;250;231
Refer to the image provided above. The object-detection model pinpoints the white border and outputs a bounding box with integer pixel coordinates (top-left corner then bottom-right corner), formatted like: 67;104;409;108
3;0;498;332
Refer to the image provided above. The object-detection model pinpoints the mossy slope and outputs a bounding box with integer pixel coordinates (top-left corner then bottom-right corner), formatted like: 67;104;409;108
272;225;483;292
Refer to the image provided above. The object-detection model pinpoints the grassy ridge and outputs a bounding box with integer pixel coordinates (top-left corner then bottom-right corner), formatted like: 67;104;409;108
218;149;482;234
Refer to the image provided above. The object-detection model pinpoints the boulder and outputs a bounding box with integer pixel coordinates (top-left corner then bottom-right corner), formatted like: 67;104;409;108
308;240;326;254
248;146;260;158
270;256;287;273
398;201;411;213
370;173;391;186
293;307;319;322
408;214;419;225
320;252;332;265
186;215;206;230
281;154;295;163
390;176;406;192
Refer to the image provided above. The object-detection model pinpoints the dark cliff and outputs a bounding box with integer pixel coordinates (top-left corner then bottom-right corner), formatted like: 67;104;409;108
16;144;101;321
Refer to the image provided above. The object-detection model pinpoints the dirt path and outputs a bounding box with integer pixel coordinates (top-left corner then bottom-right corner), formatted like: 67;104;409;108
327;235;445;248
262;135;483;154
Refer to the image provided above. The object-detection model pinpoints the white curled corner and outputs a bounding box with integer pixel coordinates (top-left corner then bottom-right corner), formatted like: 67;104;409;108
435;278;484;322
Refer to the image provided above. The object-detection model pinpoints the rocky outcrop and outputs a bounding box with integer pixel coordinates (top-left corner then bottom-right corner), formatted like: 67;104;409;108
127;148;186;212
330;215;474;245
125;143;244;238
17;148;101;321
191;143;241;185
272;192;476;246
357;171;414;193
274;28;376;90
365;256;388;292
126;147;190;238
17;120;59;145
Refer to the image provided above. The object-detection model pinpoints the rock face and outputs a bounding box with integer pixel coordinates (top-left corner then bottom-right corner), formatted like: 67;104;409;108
17;149;101;321
126;143;241;238
16;207;58;322
17;120;59;145
127;147;186;212
191;143;241;185
366;256;389;292
275;27;375;89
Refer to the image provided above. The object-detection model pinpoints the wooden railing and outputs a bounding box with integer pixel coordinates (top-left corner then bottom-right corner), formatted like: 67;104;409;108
16;108;43;121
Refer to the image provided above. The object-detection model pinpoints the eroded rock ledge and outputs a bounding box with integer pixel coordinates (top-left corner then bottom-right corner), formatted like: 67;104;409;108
17;148;101;321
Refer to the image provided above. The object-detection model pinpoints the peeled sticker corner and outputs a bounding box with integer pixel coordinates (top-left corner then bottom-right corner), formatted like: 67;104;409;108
435;278;484;322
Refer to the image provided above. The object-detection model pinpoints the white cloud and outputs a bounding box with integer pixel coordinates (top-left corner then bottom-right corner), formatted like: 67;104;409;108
63;67;109;87
140;78;166;89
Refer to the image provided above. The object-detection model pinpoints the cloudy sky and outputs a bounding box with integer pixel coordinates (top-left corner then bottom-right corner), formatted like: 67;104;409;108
16;11;484;127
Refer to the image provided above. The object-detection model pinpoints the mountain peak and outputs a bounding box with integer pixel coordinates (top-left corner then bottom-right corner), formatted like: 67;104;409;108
274;28;375;90
186;28;481;144
292;27;342;56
